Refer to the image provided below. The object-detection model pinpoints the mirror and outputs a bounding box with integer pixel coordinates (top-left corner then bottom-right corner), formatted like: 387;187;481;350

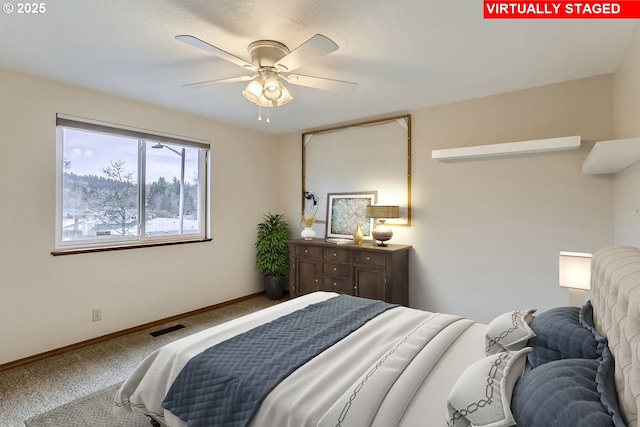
302;114;411;226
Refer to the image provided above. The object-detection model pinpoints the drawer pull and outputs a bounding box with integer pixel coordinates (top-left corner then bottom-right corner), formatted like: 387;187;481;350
333;267;337;271
333;252;337;257
366;256;370;261
333;282;337;286
304;249;308;254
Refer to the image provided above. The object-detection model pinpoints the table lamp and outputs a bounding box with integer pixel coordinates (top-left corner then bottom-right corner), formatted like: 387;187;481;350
365;205;400;246
559;251;592;306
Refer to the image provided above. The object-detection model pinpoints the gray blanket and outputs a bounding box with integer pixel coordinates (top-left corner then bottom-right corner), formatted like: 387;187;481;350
161;295;396;427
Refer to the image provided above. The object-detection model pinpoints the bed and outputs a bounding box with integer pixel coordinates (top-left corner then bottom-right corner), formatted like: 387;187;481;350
114;245;640;427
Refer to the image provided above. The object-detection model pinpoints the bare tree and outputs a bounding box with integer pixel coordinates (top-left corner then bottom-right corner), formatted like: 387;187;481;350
98;161;137;237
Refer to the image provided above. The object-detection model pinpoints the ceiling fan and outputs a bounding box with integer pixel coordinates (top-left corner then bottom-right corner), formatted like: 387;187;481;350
176;34;357;121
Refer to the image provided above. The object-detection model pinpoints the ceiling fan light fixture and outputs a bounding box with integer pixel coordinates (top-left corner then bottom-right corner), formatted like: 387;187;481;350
262;71;279;91
263;85;282;101
243;79;293;108
277;83;293;106
241;80;263;104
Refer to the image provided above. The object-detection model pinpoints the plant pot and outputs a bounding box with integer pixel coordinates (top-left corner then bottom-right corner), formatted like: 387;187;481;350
264;275;285;300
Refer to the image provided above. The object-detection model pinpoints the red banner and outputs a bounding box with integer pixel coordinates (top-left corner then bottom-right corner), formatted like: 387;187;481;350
484;1;640;18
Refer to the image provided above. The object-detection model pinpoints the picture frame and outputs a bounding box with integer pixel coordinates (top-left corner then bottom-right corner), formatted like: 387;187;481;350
326;191;377;240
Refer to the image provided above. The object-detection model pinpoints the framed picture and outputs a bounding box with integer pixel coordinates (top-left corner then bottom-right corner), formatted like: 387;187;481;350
326;191;377;240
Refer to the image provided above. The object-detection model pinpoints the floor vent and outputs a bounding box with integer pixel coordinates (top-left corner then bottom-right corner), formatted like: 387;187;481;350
150;324;185;337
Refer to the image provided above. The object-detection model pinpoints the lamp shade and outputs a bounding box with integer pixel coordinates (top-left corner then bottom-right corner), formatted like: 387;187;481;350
242;76;293;108
559;251;592;290
241;80;264;104
366;205;400;219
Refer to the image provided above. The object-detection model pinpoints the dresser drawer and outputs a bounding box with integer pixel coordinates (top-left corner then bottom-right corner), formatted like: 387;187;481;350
322;262;352;278
323;247;351;263
295;245;323;259
320;277;352;294
354;251;387;266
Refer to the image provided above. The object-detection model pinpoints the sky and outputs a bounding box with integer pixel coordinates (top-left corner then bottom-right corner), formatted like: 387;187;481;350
62;128;200;185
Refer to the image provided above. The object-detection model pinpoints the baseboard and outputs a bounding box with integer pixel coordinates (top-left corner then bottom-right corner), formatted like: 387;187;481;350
0;291;265;373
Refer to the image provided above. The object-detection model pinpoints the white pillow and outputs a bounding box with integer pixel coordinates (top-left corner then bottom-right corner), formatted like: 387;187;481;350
446;347;531;427
485;309;536;356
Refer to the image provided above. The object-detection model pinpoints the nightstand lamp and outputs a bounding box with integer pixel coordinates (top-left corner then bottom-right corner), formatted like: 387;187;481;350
366;205;400;246
559;251;593;306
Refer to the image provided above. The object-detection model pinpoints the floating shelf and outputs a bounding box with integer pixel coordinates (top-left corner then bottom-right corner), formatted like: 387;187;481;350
582;138;640;174
432;135;581;162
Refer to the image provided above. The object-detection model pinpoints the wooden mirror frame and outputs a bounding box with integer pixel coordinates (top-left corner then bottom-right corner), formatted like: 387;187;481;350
302;114;411;226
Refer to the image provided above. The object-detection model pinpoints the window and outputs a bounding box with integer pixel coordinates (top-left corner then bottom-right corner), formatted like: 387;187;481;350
55;115;209;253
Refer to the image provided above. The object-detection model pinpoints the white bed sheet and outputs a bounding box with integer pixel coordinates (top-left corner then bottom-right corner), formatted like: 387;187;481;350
115;292;486;427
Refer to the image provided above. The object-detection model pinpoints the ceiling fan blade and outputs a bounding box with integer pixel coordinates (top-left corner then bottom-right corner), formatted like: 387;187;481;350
176;35;257;71
183;75;256;88
282;74;357;92
274;34;338;72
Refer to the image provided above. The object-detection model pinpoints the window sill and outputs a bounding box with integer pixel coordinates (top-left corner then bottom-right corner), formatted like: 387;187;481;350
51;238;212;256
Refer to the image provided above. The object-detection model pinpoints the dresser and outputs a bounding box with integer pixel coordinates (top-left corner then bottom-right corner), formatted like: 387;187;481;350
288;239;411;305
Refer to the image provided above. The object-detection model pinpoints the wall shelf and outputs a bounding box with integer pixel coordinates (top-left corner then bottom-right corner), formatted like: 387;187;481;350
431;135;581;162
582;138;640;174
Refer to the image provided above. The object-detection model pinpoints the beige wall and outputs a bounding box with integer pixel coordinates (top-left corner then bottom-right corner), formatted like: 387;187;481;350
613;23;640;246
1;57;626;364
278;75;615;322
0;68;277;365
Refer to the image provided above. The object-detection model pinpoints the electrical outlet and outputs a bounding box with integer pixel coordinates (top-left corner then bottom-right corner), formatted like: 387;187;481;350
92;308;102;322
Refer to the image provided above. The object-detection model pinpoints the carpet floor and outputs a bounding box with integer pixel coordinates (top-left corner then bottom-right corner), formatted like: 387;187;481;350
0;293;285;427
23;382;149;427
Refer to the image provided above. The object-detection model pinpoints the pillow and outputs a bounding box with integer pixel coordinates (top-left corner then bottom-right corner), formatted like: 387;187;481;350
511;350;625;427
580;300;607;343
527;305;606;368
446;347;531;427
597;347;627;427
485;309;537;355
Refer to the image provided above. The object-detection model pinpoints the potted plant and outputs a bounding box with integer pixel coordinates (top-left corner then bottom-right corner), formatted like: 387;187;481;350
255;213;293;299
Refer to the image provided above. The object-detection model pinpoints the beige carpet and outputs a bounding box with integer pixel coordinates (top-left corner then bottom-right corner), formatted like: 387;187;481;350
0;294;286;427
24;382;150;427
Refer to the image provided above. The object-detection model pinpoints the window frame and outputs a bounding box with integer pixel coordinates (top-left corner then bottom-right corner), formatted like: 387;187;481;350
53;114;211;255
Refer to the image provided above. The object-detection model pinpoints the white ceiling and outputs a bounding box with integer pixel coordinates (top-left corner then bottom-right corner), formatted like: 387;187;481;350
0;0;637;135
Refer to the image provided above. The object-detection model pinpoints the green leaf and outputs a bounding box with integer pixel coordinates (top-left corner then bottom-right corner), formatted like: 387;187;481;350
255;213;292;281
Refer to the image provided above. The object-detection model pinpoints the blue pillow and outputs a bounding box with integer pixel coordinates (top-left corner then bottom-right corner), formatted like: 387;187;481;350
511;357;622;427
527;305;606;368
597;347;627;427
580;300;597;329
580;300;607;344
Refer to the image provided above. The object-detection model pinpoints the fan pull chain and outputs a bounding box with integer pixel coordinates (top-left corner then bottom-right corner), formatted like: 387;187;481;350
257;104;262;121
266;105;271;124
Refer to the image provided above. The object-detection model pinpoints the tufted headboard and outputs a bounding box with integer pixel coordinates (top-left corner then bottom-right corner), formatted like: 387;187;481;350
591;246;640;427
